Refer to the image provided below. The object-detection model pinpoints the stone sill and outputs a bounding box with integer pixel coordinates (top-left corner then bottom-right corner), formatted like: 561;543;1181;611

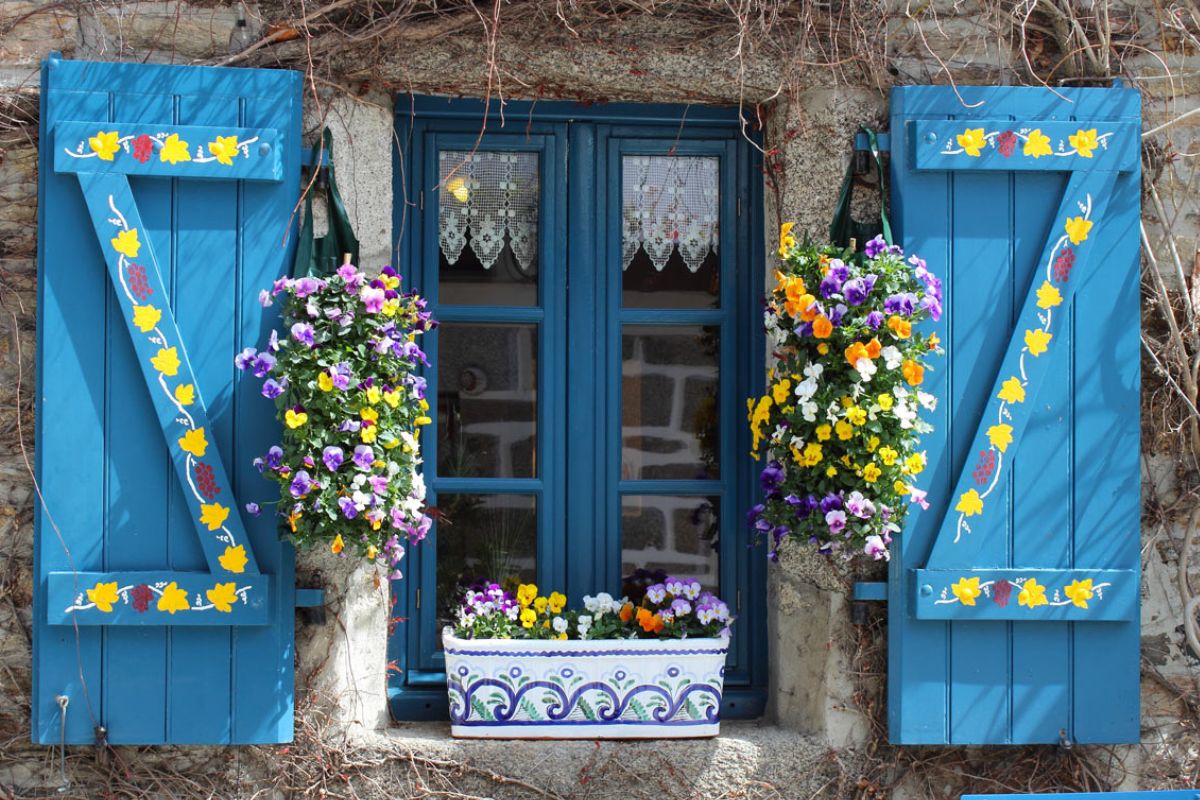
366;721;839;797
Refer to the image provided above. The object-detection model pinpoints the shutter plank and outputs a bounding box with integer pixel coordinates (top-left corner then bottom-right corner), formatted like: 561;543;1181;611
165;90;240;744
947;166;1015;743
1010;170;1072;743
102;89;175;744
232;77;300;744
33;71;106;745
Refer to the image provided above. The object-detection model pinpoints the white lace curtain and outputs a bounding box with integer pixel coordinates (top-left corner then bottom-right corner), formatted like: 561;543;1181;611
622;155;719;272
439;151;539;271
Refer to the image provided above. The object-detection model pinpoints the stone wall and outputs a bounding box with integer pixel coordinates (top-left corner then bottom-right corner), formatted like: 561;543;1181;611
2;2;1200;798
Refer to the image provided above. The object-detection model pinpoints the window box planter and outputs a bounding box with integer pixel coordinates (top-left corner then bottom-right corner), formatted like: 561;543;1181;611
443;629;729;739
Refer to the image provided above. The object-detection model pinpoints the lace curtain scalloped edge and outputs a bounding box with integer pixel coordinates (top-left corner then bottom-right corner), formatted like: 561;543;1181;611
622;155;719;273
439;150;539;271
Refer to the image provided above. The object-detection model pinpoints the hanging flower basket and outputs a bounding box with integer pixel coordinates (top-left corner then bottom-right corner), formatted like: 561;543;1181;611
443;579;731;739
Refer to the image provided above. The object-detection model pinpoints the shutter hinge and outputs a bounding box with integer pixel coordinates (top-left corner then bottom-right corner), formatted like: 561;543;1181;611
737;196;742;217
419;190;424;211
415;588;421;610
736;590;741;611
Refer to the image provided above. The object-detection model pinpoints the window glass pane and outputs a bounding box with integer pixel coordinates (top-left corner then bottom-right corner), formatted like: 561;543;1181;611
621;495;720;595
622;325;719;479
436;493;537;630
622;155;719;309
437;323;537;478
439;151;539;306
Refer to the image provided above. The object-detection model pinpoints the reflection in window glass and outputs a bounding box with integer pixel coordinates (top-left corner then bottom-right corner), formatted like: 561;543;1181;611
621;495;720;595
622;325;719;479
621;155;719;309
437;323;537;478
438;151;539;306
436;494;537;630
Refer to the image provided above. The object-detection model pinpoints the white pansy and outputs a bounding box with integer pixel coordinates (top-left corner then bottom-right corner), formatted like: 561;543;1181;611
881;345;903;370
552;616;569;633
801;402;819;422
771;424;788;443
803;362;824;380
794;376;819;402
856;358;877;382
917;391;937;411
895;402;918;429
789;435;805;451
893;385;910;399
412;472;426;500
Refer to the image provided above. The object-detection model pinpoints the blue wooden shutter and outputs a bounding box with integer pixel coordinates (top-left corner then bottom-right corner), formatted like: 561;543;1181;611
33;55;301;744
887;85;1141;745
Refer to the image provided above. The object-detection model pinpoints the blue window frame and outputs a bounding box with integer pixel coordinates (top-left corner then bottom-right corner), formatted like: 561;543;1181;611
389;97;766;720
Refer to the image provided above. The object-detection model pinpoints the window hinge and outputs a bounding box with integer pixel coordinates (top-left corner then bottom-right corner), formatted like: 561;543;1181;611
737;196;742;217
419;190;424;211
736;590;742;611
415;588;421;610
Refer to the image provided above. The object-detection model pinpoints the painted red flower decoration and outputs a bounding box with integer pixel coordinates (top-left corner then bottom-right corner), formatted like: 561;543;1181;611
131;584;154;613
1053;247;1075;283
132;134;154;163
992;579;1012;608
997;130;1017;158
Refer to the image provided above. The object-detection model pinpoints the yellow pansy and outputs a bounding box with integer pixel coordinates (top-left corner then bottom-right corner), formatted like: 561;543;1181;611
772;379;791;405
956;488;984;517
815;424;832;442
160;133;191;165
415;415;432;426
206;582;239;613
360;425;378;443
151;346;180;376
520;608;537;628
89;130;121;161
548;592;566;614
862;463;882;483
381;272;400;290
894;479;908;494
801;442;823;466
866;435;880;453
1064;216;1092;246
367;545;378;560
835;420;854;441
207;135;240;166
382;298;400;317
1023;129;1052;158
517;584;538;607
285;408;308;428
383;388;402;408
219;544;248;574
1068;128;1098;158
1024;328;1052;356
956;128;987;157
175;383;195;406
178;427;208;458
112;228;141;258
318;372;334;392
748;395;773;452
534;596;549;614
1064;578;1094;609
779;222;797;256
998;376;1026;404
877;394;894;411
1036;281;1063;309
846;406;867;426
366;386;382;405
878;446;898;466
1018;578;1048;608
904;453;925;475
132;304;161;333
987;424;1013;453
825;466;838;477
200;502;230;531
951;577;982;606
841;454;852;467
331;534;345;554
87;581;120;613
816;343;829;355
157;582;191;614
418;398;430;413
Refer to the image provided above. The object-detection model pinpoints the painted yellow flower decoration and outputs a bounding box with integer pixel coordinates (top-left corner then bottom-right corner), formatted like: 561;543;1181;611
160;133;191;165
157;582;191;614
998;377;1026;404
206;582;239;613
199;502;230;531
284;409;308;429
207;135;241;166
956;128;987;157
151;346;180;377
1018;578;1048;608
1064;578;1094;609
1023;129;1052;158
178;426;208;458
1064;216;1092;246
89;130;121;161
956;489;984;517
1036;281;1063;309
87;581;120;612
1024;328;1052;356
112;228;141;258
175;383;195;406
1068;128;1098;158
951;577;982;606
987;423;1013;453
132;304;161;333
219;544;248;574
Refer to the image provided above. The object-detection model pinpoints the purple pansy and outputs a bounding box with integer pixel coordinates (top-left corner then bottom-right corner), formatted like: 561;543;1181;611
265;446;284;470
290;322;315;348
842;278;868;305
819;493;843;514
322;446;344;472
293;277;325;298
338;496;358;519
361;286;386;313
289;470;315;498
352;445;375;470
251;352;276;378
865;310;885;329
369;475;389;495
235;347;257;371
864;235;888;258
825;509;847;535
245;502;261;516
261;378;285;399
